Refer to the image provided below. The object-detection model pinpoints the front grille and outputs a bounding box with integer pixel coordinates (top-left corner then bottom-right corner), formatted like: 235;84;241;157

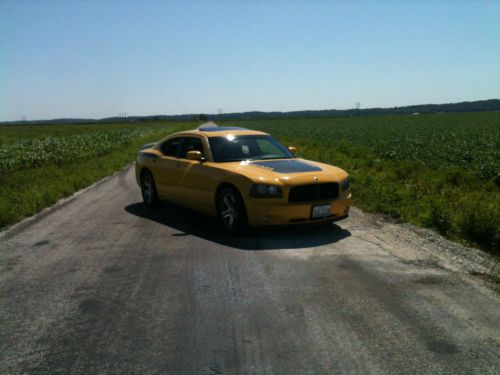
288;183;339;203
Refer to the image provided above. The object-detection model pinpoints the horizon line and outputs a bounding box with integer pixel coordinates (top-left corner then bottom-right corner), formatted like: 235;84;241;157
2;98;499;124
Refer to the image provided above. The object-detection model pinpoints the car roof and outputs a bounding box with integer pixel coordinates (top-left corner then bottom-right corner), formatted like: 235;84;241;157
168;122;268;138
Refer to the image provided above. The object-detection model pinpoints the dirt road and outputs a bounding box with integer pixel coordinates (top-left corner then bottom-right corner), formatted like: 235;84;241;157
1;166;499;374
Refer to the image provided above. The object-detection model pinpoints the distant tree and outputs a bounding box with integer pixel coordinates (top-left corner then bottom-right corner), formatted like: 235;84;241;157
198;114;208;121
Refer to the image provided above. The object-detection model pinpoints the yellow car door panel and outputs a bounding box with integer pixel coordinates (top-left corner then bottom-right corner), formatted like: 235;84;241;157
154;137;183;197
171;136;217;211
175;160;218;212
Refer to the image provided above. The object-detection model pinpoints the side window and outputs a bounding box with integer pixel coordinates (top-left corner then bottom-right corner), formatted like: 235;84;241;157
180;137;204;159
160;138;182;157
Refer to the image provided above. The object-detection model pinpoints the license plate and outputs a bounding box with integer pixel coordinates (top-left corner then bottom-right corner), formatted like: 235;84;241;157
311;204;331;219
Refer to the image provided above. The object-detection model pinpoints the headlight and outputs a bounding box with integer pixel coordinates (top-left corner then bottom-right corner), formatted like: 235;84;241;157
341;177;350;191
250;184;283;198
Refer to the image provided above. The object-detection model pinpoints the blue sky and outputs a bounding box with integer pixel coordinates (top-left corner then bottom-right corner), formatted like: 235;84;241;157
1;0;499;121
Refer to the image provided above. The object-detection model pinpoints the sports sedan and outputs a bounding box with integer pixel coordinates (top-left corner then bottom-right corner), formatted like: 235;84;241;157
135;123;351;232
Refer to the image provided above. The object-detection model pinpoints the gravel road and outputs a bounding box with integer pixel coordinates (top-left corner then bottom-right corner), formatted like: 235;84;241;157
1;166;499;374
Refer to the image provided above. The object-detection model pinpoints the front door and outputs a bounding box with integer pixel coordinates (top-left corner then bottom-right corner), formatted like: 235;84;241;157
172;137;215;211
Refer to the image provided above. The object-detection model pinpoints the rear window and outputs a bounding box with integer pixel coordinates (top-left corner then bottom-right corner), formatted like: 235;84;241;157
160;138;182;157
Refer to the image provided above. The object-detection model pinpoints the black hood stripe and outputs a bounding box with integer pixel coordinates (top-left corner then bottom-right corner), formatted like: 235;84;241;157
250;160;322;173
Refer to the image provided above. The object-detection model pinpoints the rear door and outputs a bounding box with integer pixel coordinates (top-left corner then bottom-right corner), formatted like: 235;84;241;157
153;137;183;197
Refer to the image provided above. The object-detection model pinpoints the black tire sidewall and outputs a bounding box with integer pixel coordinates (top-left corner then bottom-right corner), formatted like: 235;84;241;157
141;170;159;206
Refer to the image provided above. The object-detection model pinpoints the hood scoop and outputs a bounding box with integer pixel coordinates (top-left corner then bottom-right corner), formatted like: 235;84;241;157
250;159;322;174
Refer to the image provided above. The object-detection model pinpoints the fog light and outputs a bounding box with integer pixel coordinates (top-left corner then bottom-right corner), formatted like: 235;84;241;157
263;215;270;223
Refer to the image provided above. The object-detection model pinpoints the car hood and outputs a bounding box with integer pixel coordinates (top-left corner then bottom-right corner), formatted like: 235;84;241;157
213;158;348;185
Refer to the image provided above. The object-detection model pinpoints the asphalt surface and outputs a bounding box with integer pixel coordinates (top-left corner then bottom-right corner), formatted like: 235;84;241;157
1;166;499;374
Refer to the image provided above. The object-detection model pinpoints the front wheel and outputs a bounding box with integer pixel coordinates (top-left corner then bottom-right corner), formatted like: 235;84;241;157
141;170;159;207
216;186;247;233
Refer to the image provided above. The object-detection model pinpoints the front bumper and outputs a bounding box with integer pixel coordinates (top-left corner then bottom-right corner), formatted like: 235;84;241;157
245;193;352;226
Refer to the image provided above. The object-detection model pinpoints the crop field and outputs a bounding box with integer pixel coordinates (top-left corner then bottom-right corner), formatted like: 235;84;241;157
1;112;499;254
1;126;170;175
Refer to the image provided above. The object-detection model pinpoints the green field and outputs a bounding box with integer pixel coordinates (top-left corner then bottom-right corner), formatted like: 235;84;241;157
1;112;499;254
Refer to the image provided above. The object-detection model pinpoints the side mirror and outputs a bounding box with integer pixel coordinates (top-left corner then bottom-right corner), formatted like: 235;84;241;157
187;150;204;161
288;146;297;154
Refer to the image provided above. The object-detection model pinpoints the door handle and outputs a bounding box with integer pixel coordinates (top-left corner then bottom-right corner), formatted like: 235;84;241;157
176;163;182;168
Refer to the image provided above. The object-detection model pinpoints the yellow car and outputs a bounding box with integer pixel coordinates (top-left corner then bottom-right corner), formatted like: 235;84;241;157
135;123;351;232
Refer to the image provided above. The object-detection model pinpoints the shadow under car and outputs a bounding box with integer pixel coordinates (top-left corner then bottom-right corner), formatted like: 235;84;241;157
125;202;351;251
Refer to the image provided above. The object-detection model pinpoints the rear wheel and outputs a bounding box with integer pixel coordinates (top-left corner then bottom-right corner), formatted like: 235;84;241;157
141;170;159;207
216;186;247;233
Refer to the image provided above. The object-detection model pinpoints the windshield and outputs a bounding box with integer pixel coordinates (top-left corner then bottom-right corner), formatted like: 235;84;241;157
208;135;294;162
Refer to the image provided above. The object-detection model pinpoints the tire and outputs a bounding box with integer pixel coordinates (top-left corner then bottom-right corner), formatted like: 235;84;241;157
141;170;159;207
216;186;248;233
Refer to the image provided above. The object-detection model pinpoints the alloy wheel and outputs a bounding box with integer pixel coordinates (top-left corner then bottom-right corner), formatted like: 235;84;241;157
220;191;238;229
